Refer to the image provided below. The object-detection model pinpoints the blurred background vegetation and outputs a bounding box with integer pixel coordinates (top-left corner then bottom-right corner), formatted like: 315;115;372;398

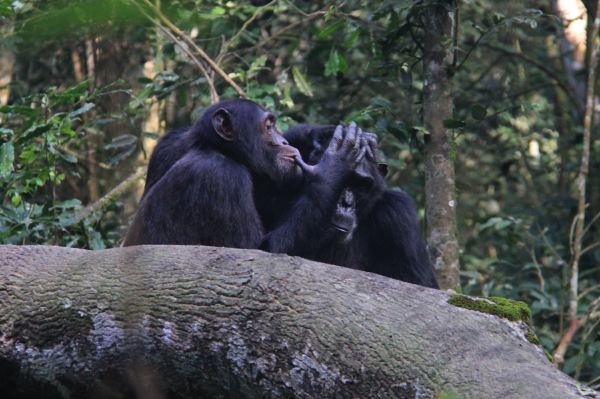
1;0;599;385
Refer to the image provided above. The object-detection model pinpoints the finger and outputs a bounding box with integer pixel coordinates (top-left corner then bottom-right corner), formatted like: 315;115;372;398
365;136;378;161
362;137;375;160
330;124;344;150
294;155;316;175
353;127;364;153
344;121;357;149
355;145;367;164
364;132;378;142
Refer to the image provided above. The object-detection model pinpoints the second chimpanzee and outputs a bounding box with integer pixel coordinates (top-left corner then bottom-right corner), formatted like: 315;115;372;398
282;124;439;288
123;99;365;251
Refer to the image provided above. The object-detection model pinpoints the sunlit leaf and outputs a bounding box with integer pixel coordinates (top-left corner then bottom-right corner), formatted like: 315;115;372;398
67;102;94;119
317;19;344;40
60;152;78;164
292;67;314;97
344;29;360;48
324;49;347;77
104;134;137;150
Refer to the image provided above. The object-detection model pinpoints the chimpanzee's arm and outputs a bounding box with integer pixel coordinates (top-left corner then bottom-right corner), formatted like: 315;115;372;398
365;189;439;288
260;156;350;255
262;124;364;254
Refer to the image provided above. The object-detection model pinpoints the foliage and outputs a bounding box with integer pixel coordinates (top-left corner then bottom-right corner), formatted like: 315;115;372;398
0;82;126;248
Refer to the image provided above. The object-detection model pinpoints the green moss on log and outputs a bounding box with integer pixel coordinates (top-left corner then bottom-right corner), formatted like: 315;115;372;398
447;294;531;324
448;294;547;354
436;390;464;399
525;331;540;345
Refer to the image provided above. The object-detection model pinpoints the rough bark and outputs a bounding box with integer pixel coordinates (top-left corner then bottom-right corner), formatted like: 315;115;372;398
422;1;461;290
0;245;596;399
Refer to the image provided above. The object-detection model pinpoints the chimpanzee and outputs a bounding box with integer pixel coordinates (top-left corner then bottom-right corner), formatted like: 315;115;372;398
122;99;366;251
282;124;439;288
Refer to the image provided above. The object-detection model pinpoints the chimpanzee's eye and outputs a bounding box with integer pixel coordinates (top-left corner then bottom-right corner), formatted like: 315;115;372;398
265;115;277;131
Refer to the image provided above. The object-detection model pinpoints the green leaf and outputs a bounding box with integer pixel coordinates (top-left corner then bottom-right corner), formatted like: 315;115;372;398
67;102;94;118
247;55;268;79
344;29;360;48
89;231;106;250
443;119;466;129
0;141;14;178
0;105;38;117
60;152;78;164
62;80;90;98
317;19;344;40
104;134;137;150
211;6;226;15
471;104;487;120
325;49;347;77
324;5;335;21
292;67;314;97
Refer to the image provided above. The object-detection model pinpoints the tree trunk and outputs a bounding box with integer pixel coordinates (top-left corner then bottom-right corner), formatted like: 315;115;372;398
0;245;595;399
0;22;15;107
422;1;461;290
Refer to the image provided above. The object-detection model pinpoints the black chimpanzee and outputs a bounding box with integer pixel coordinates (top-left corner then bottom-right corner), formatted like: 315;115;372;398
281;124;439;288
122;99;365;251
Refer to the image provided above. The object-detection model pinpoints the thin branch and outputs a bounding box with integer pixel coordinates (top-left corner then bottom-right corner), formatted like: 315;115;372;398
69;167;146;226
135;0;248;98
581;241;600;257
578;283;600;300
553;318;580;366
482;43;584;115
130;2;219;103
158;24;220;103
223;0;278;52
62;146;112;170
248;10;326;51
582;210;600;239
466;55;504;91
451;0;460;69
529;247;545;292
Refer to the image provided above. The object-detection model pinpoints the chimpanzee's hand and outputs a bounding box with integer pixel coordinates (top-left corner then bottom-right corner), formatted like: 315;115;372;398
362;131;379;162
295;122;365;179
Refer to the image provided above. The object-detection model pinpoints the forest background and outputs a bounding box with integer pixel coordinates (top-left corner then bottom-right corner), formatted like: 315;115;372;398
1;0;599;386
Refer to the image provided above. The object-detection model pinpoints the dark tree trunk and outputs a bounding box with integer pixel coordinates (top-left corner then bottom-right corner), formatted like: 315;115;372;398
0;245;595;398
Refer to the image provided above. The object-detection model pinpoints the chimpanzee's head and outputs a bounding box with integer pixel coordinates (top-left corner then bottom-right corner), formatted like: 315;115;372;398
193;99;303;187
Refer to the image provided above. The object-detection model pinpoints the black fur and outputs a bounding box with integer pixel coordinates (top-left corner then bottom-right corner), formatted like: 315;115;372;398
283;124;439;288
123;100;355;252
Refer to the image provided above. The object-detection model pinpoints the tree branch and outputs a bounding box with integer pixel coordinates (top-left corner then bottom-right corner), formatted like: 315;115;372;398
134;0;248;98
68;167;146;226
482;43;584;115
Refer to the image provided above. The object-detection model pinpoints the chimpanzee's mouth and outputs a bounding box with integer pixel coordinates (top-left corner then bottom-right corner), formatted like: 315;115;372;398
331;223;350;233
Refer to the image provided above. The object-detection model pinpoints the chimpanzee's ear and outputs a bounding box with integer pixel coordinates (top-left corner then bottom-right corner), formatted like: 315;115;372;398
212;108;235;141
378;163;389;177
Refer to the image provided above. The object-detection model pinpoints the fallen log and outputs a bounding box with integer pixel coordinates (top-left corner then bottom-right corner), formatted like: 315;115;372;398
0;245;595;398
